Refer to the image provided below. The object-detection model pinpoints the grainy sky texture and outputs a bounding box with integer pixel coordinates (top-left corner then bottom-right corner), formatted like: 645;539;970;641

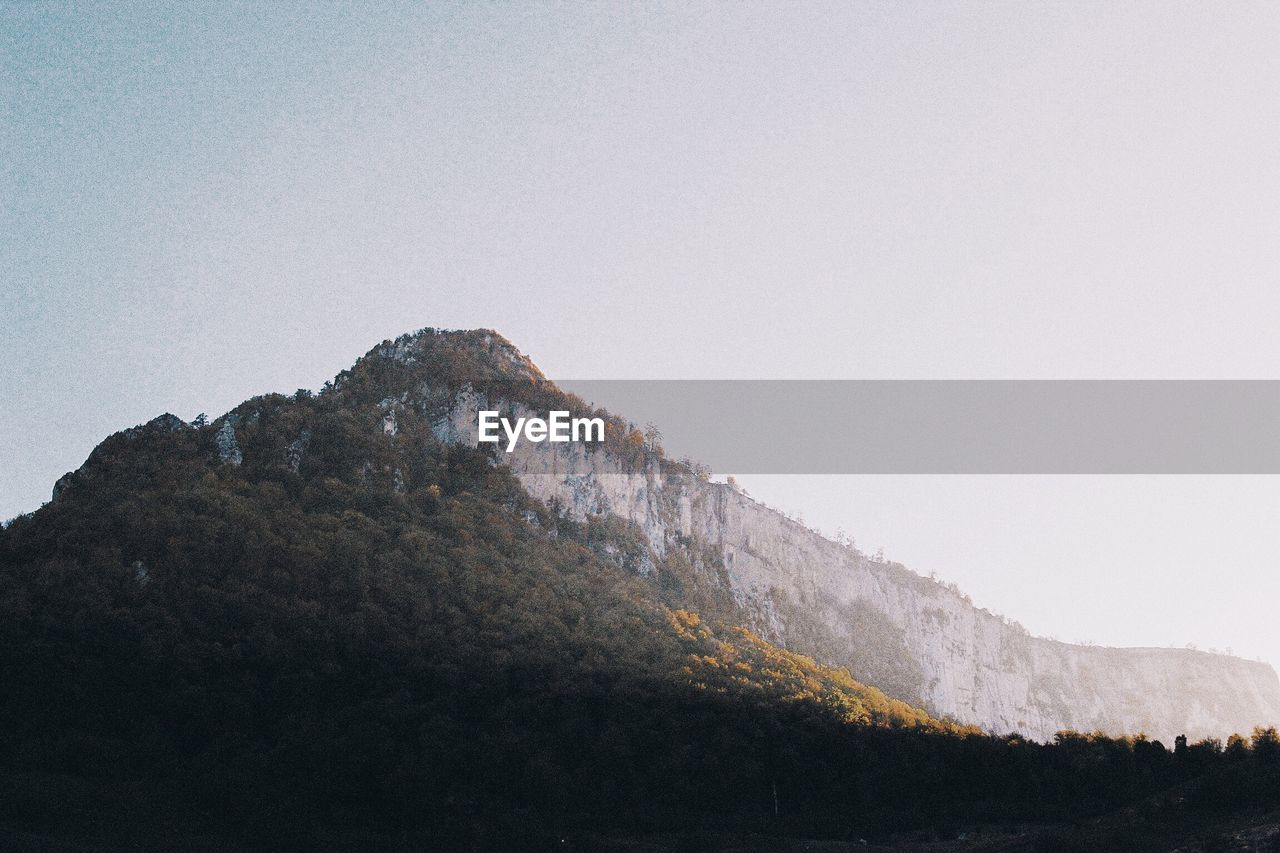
4;3;1280;666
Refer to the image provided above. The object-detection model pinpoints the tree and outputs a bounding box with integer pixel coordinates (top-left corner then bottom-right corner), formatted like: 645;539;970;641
1252;726;1280;760
643;422;663;452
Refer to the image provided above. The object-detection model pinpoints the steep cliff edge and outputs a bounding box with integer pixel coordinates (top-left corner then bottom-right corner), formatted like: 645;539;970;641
412;330;1280;742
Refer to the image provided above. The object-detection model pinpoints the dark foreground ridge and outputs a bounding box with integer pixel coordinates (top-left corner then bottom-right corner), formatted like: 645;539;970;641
3;327;1279;851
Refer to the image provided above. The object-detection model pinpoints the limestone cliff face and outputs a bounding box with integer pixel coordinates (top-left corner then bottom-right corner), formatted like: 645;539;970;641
427;383;1280;743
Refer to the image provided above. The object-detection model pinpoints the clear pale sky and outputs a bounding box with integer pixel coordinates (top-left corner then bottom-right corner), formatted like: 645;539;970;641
4;3;1280;666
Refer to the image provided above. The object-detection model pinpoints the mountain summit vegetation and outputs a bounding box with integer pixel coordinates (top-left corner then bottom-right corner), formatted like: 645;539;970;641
3;328;1279;851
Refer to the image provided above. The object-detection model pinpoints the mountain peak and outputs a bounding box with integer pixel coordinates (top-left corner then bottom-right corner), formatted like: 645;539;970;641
368;327;543;381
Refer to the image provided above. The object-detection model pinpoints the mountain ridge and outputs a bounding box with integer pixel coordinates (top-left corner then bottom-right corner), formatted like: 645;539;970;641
42;326;1279;742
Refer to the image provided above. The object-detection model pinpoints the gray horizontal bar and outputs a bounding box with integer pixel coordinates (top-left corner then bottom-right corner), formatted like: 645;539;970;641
552;380;1280;474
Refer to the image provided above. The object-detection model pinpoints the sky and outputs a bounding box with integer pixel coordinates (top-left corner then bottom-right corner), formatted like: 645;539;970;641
4;3;1280;666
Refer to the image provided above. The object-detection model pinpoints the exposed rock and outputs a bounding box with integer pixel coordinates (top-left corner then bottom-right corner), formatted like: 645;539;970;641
51;471;77;502
145;413;188;433
214;420;242;466
377;335;421;365
380;397;399;436
121;413;188;441
286;430;311;473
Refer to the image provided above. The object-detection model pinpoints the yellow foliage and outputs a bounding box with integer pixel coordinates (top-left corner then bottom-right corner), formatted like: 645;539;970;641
663;606;979;737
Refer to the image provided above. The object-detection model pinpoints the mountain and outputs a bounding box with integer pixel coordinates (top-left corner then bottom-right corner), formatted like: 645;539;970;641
3;326;1279;850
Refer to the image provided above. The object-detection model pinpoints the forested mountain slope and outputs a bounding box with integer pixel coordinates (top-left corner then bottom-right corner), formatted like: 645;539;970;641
2;326;1278;850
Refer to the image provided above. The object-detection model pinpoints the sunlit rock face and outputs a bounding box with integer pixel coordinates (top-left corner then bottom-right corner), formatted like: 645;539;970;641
428;381;1280;743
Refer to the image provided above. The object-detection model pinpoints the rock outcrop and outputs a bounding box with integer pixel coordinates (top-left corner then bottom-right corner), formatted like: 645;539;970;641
214;419;243;466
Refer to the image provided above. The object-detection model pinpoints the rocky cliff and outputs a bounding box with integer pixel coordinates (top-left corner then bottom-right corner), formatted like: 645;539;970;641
411;331;1280;743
